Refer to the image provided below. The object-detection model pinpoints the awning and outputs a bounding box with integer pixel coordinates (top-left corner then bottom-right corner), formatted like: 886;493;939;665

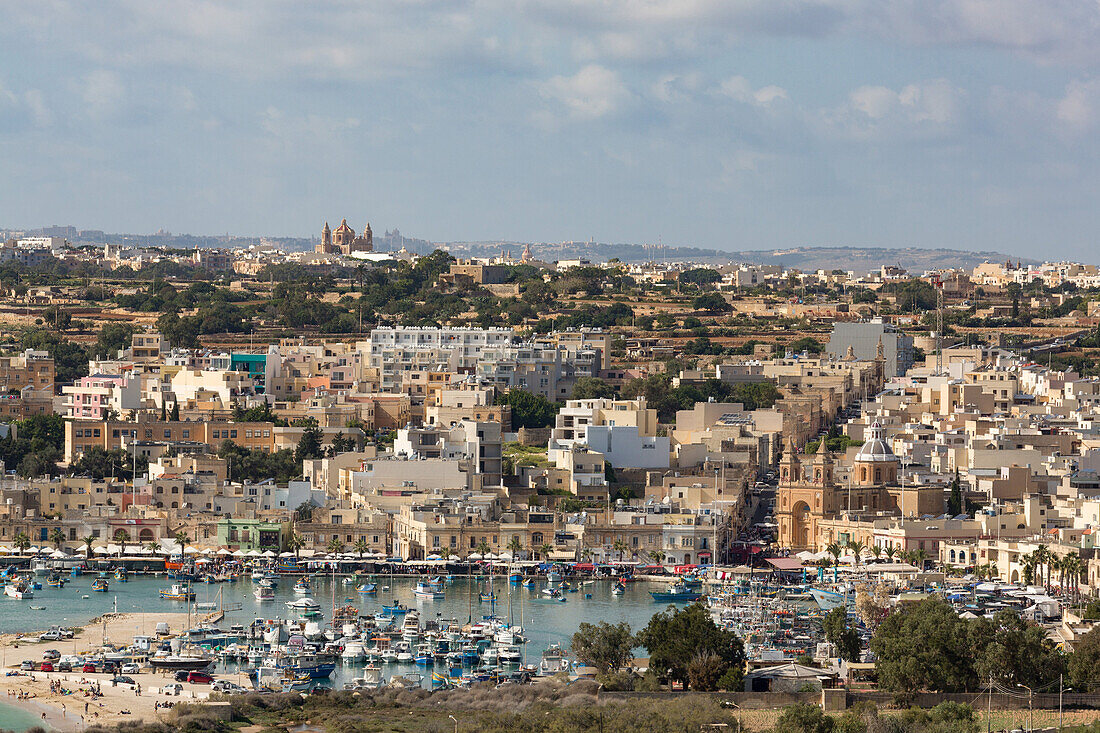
766;558;805;571
573;563;595;571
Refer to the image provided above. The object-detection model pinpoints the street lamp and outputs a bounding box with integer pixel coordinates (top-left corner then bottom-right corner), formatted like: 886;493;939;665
1017;683;1033;733
448;714;458;733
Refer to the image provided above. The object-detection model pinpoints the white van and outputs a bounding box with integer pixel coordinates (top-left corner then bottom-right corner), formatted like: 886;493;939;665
155;622;171;637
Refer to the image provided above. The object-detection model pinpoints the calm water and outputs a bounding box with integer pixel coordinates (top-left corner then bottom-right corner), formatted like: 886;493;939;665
0;700;43;732
0;572;673;687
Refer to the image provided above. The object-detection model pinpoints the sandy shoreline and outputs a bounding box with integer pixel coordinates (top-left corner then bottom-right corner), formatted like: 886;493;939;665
0;612;194;650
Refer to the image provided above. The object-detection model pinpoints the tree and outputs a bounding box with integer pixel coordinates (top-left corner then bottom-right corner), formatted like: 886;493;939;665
174;530;189;551
691;292;730;313
83;534;97;559
113;529;130;556
353;538;369;558
49;528;65;550
538;543;553;560
826;542;842;568
973;610;1065;688
507;535;523;558
847;540;865;566
495;389;559;429
612;539;629;562
289;532;306;559
476;539;491;557
570;377;616;401
822;607;862;662
294;423;324;463
327;537;345;554
1070;625;1100;688
12;532;31;555
170;402;180;421
95;322;137;358
774;702;835;733
947;469;963;516
571;621;635;674
869;597;977;694
637;602;745;690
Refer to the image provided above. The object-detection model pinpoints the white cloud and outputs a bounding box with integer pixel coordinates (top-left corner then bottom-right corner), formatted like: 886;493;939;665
23;90;52;126
538;65;631;119
650;73;702;103
716;76;789;106
82;69;125;120
827;79;964;137
1056;79;1100;131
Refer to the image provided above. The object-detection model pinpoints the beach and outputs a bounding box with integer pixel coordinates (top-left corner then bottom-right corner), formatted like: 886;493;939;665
0;612;194;650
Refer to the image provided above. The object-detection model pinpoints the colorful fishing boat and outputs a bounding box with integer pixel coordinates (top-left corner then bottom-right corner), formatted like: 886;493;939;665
91;578;109;592
159;583;195;601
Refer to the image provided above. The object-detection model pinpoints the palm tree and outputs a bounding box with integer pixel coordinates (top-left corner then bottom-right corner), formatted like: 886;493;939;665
612;539;629;562
538;543;553;561
327;537;345;555
353;538;369;559
476;539;492;557
825;542;842;568
173;530;189;553
83;534;98;560
144;541;160;556
114;529;130;556
847;540;865;566
911;548;928;570
438;546;452;561
870;545;882;561
507;536;523;559
1022;555;1036;586
648;549;665;565
49;528;65;551
884;545;896;562
1033;545;1051;591
12;532;30;556
289;532;306;560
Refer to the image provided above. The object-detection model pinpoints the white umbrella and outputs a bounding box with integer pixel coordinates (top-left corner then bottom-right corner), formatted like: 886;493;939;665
217;548;232;555
499;552;513;561
201;548;213;555
50;549;67;558
195;558;212;564
426;554;441;561
247;549;262;557
137;546;152;554
468;553;483;560
262;550;276;558
232;550;246;557
106;544;121;554
93;546;108;554
183;546;199;554
279;552;294;558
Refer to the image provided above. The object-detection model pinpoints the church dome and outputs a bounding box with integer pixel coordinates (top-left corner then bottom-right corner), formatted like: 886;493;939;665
855;421;897;462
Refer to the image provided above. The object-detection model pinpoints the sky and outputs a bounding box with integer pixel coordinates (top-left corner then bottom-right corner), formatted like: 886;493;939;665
2;1;1100;259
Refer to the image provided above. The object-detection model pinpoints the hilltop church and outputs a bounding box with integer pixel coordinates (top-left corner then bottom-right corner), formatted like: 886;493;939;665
316;219;373;255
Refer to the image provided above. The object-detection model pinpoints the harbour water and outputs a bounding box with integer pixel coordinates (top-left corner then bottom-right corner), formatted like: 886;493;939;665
0;571;670;688
0;700;45;732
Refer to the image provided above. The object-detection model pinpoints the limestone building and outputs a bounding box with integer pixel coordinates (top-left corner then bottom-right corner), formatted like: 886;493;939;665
316;218;373;255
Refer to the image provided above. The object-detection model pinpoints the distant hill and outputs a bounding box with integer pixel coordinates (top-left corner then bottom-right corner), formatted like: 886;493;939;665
441;241;1037;274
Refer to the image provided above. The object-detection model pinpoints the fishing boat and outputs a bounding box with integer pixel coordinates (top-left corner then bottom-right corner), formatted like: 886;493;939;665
522;577;536;589
649;581;701;603
4;581;32;600
286;597;322;615
250;569;266;581
414;581;444;600
91;578;109;592
546;570;562;584
381;602;408;616
159;583;195;601
540;588;566;602
611;581;626;595
357;583;377;595
292;580;310;595
809;587;854;611
149;649;214;672
343;665;383;690
478;590;496;603
70;566;82;577
538;644;571;676
509;571;523;584
45;573;65;588
414;643;435;666
114;567;128;582
255;584;275;602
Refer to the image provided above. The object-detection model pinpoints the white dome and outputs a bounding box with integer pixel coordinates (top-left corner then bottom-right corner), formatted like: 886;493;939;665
855;422;898;463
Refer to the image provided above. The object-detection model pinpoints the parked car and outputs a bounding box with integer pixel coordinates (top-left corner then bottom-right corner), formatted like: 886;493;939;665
111;676;135;686
211;680;247;694
81;663;96;673
186;671;214;684
37;630;61;642
173;670;191;682
19;660;33;671
59;628;74;639
41;649;60;660
38;662;53;672
57;662;72;672
102;661;120;674
162;683;182;696
120;663;140;675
